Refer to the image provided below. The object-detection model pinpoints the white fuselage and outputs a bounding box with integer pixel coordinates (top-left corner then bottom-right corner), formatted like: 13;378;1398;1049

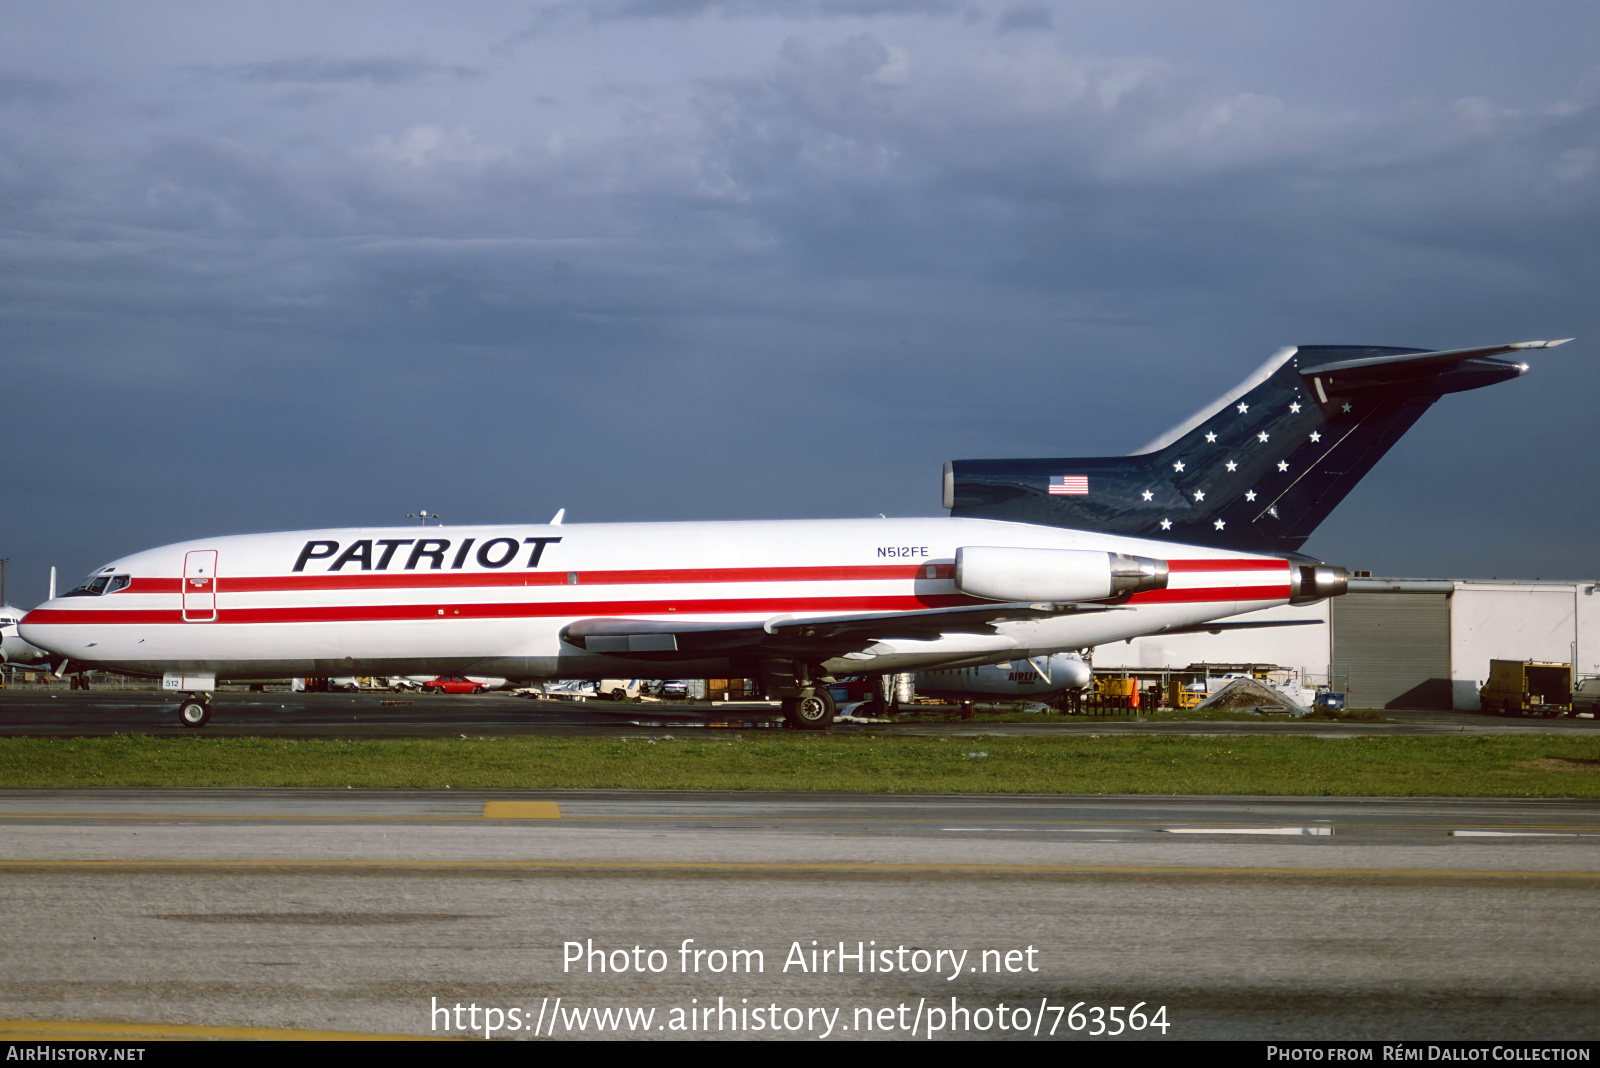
917;652;1094;699
1;606;50;666
19;517;1296;681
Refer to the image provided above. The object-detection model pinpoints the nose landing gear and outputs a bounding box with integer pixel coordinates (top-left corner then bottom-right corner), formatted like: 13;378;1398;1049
177;695;212;728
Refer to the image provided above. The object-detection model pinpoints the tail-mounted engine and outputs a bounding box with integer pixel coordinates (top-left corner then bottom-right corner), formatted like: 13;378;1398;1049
954;547;1168;603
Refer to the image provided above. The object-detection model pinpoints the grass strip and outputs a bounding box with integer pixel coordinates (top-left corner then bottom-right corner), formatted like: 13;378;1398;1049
892;708;1389;724
0;733;1598;796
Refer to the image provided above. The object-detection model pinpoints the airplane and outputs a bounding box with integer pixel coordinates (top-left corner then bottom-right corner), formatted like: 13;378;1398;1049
19;339;1567;730
915;652;1093;707
1;604;52;668
0;560;53;668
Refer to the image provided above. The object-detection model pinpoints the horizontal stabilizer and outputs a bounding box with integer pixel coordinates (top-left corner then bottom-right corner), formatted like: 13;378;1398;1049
1298;338;1570;376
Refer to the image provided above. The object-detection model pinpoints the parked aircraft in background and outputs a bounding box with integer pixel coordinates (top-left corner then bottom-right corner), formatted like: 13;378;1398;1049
20;339;1567;729
916;652;1093;705
1;605;50;667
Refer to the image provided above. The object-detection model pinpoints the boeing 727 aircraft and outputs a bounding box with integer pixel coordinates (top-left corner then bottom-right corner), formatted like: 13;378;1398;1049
19;340;1567;729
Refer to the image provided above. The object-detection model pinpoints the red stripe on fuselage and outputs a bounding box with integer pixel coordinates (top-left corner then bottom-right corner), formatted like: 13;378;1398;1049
1127;584;1290;604
27;584;1292;626
25;594;977;626
117;559;1277;594
1166;559;1289;573
126;563;958;594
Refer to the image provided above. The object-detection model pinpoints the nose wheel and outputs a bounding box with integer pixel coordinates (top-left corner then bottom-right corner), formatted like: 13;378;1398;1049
177;695;212;728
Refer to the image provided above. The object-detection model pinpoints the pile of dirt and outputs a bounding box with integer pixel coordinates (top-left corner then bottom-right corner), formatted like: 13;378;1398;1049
1193;677;1309;716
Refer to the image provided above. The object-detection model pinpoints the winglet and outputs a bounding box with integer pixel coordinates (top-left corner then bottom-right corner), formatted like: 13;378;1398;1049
1508;338;1574;350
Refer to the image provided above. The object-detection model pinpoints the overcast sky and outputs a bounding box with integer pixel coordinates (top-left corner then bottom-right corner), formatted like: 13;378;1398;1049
3;1;1599;606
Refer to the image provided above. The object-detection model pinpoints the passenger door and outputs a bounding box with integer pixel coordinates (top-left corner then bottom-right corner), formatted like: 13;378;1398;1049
182;550;218;622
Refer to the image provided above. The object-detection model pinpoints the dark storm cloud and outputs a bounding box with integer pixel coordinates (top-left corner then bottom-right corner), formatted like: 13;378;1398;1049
2;4;1599;605
191;55;483;86
995;3;1053;33
572;0;967;20
503;0;971;46
0;71;71;105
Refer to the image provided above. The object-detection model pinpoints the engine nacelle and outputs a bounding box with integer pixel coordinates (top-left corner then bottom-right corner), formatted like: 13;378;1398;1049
1288;563;1349;605
954;546;1168;603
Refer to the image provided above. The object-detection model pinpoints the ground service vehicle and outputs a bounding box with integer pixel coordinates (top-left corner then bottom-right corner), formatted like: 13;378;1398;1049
20;339;1567;731
1314;690;1346;712
1479;659;1573;716
1572;677;1600;716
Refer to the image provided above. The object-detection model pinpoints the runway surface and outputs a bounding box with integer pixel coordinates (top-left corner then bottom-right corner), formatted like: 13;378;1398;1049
1;789;1597;1040
3;689;1597;737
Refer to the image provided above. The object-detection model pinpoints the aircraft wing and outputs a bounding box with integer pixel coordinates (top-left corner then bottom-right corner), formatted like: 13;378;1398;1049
1153;619;1323;637
560;602;1129;661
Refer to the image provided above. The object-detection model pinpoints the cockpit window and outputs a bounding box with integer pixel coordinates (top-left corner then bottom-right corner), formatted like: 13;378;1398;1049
106;575;131;594
64;572;116;597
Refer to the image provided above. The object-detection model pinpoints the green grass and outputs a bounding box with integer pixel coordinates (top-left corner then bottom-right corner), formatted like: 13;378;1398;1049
891;707;1389;724
0;733;1597;796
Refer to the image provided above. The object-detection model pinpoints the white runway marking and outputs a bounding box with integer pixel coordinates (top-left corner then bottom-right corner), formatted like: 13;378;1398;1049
1450;830;1597;838
1162;826;1335;836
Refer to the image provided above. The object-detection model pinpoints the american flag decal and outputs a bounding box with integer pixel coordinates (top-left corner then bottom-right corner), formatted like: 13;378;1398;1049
1048;475;1089;496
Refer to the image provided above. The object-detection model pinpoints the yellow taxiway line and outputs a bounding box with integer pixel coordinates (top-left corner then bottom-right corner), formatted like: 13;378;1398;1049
0;802;564;820
0;1019;439;1041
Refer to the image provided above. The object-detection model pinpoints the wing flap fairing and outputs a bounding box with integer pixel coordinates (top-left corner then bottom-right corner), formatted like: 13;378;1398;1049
560;601;1129;660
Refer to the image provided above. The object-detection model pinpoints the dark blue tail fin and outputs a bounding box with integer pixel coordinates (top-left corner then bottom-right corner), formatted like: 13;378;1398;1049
944;340;1568;553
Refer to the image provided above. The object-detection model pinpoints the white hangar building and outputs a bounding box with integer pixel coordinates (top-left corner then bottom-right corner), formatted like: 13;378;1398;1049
1091;578;1600;710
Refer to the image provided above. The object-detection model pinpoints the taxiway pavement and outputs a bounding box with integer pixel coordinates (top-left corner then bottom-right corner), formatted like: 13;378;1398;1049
2;690;1597;737
1;789;1597;1041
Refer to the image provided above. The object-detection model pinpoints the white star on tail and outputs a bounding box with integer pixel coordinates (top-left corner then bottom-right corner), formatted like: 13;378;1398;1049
1205;432;1217;443
1257;431;1269;443
1160;518;1172;530
1289;402;1302;414
1193;490;1205;502
1173;461;1185;472
1341;402;1352;413
1277;460;1289;472
1214;519;1226;530
1141;490;1153;501
1245;490;1257;501
1309;431;1321;442
1225;460;1237;472
1236;402;1249;414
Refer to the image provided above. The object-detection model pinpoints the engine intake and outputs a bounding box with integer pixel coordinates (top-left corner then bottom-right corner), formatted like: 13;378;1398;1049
955;547;1168;603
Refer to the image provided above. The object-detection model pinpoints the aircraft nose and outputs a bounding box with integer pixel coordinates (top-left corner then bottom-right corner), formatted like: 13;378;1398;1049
16;610;67;657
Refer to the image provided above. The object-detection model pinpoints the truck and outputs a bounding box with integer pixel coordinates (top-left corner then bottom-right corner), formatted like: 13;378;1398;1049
1478;659;1572;717
1571;677;1600;717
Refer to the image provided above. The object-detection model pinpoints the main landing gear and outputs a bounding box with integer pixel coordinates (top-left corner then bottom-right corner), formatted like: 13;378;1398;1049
782;688;836;731
177;694;212;728
760;659;837;731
